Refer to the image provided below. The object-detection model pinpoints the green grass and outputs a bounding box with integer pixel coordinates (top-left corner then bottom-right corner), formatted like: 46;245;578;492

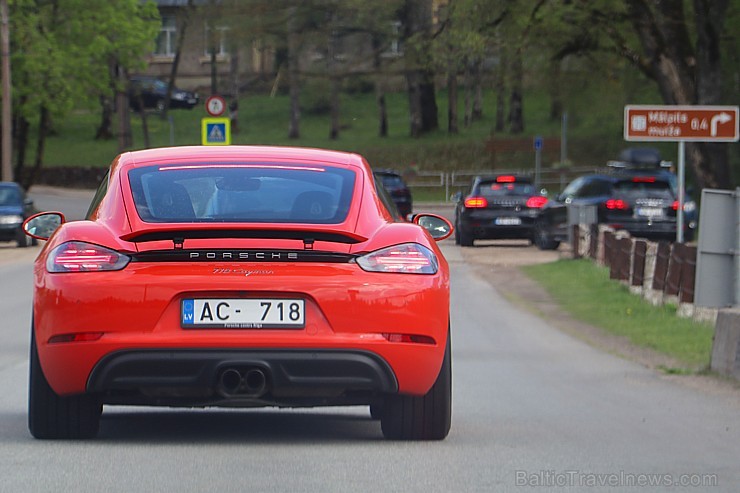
32;78;651;168
522;259;714;369
26;73;739;184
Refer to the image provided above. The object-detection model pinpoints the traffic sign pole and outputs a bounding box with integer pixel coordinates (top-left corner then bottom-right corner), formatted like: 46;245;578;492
677;141;685;244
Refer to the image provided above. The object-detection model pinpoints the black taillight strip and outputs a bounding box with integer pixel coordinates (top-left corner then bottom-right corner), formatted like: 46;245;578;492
130;249;357;263
124;229;363;244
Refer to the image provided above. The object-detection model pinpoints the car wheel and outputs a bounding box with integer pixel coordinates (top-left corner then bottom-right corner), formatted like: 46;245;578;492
380;329;451;440
459;228;474;247
534;222;560;251
155;99;166;112
16;227;31;248
28;327;102;439
453;219;461;245
369;400;384;420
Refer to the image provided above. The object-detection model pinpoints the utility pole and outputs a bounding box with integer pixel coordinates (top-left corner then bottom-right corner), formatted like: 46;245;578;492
1;0;12;182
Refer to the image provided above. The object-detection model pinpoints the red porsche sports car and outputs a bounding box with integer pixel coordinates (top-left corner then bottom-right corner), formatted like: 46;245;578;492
24;146;453;440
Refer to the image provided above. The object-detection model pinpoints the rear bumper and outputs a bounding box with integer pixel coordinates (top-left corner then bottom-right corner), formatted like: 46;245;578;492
458;214;536;239
0;224;20;241
88;348;398;407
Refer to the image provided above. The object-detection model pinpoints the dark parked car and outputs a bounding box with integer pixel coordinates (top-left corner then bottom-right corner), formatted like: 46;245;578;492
453;174;548;247
129;76;200;112
533;167;697;250
0;182;35;247
373;169;413;218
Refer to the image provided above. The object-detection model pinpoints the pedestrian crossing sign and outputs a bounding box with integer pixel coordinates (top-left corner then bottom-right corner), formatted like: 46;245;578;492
201;118;231;145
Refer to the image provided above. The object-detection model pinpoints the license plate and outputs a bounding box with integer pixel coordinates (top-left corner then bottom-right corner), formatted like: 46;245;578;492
495;217;522;226
635;207;664;218
182;298;305;329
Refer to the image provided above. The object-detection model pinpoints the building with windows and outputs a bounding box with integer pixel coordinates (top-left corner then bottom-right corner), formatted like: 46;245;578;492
141;0;275;94
140;1;447;95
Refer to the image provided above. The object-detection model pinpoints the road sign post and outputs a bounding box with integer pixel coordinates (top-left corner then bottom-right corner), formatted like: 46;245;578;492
624;105;739;243
533;135;543;189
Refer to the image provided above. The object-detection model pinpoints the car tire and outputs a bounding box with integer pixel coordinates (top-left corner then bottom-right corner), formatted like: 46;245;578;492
369;400;384;420
459;228;474;247
380;330;451;440
28;328;102;439
453;219;461;245
533;221;560;251
16;227;31;248
155;99;166;112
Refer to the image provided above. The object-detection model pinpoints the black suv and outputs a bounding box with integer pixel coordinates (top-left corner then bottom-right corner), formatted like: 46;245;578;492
533;152;697;250
373;170;413;218
129;76;200;112
453;174;548;246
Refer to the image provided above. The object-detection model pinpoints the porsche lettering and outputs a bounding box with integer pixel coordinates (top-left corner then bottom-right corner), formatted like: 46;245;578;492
188;251;299;260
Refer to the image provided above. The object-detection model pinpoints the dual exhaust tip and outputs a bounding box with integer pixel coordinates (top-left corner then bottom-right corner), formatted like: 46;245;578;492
217;368;268;398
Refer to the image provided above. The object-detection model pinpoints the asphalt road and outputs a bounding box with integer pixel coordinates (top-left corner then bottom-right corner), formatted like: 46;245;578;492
0;193;738;492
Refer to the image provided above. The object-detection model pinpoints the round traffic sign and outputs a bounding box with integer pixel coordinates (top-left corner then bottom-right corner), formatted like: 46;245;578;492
205;95;226;117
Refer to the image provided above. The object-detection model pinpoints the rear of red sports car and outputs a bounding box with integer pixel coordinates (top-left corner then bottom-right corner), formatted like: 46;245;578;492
26;146;452;440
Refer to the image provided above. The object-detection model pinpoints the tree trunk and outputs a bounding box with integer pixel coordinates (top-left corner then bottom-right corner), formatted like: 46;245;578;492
447;70;458;134
495;49;506;133
23;105;49;190
463;62;472;127
472;59;483;121
287;7;300;139
12;95;29;179
163;0;194;118
548;60;563;121
403;0;438;138
95;95;114;140
691;0;731;188
372;35;388;137
230;50;239;134
328;16;340;140
508;51;524;134
116;66;133;151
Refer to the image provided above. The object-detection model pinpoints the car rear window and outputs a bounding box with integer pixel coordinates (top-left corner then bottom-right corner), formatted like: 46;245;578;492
613;179;674;199
377;174;405;189
128;163;356;224
477;180;534;197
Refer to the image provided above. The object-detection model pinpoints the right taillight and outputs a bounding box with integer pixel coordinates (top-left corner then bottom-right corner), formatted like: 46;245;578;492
464;197;488;208
356;243;438;274
526;196;548;208
47;241;130;273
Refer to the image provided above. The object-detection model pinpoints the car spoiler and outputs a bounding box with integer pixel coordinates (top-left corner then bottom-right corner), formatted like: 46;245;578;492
120;225;366;246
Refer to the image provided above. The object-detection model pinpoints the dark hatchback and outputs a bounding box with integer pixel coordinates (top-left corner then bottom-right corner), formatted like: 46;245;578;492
453;174;547;246
533;170;697;250
373;170;413;218
129;76;200;112
0;182;35;247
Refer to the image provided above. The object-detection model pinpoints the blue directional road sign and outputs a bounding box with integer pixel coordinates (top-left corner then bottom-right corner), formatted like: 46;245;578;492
202;117;231;145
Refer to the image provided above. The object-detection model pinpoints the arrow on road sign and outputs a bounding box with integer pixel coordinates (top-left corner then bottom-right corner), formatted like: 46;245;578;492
710;112;732;137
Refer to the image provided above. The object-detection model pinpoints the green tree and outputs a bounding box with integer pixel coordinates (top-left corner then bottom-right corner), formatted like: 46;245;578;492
9;0;158;186
533;0;736;189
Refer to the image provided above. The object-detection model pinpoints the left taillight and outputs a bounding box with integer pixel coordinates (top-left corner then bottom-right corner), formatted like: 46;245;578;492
356;243;438;274
46;241;130;273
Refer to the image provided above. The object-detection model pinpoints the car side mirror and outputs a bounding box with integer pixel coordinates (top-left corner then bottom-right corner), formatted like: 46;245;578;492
414;213;453;241
23;211;66;241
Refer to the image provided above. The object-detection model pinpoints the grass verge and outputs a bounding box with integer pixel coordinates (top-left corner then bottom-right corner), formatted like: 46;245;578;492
521;259;714;370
